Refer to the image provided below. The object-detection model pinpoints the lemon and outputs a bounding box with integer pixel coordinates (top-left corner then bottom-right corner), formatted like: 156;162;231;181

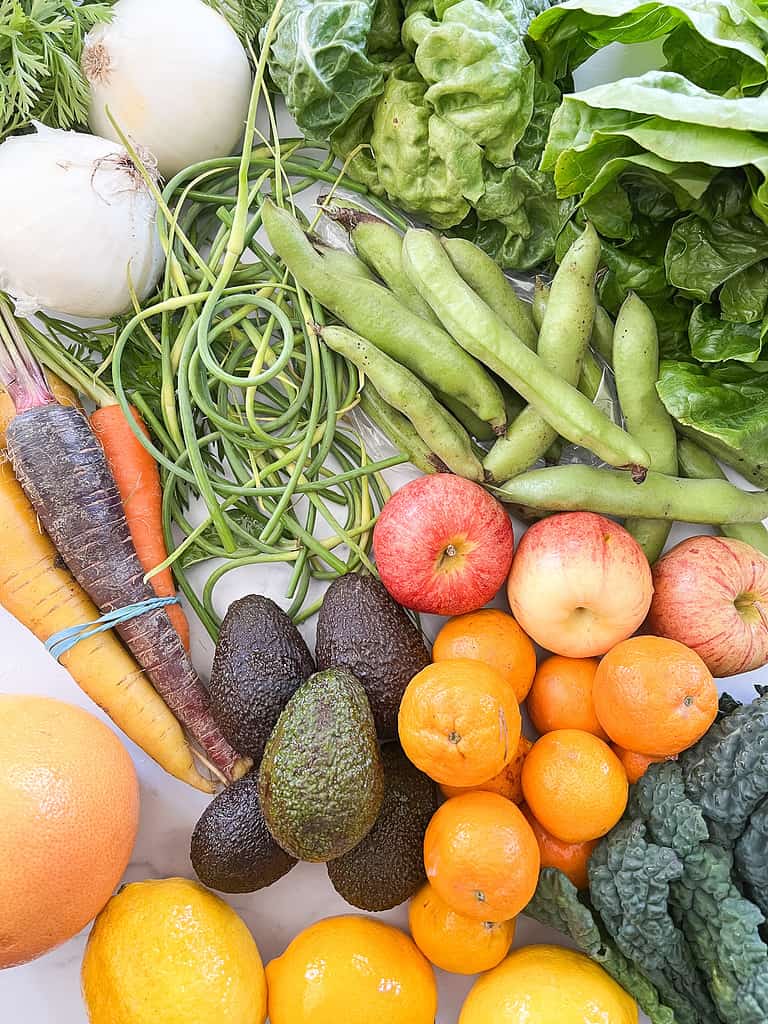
459;944;638;1024
81;877;266;1024
267;914;437;1024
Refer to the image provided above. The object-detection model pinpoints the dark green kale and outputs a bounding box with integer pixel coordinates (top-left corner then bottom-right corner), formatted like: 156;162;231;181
736;797;768;919
680;694;768;846
526;868;677;1024
588;820;717;1024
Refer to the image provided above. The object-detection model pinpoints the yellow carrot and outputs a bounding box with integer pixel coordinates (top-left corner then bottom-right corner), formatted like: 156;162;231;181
0;387;213;794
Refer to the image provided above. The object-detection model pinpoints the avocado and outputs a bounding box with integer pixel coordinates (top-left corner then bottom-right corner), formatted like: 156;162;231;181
258;668;384;862
315;573;430;740
327;743;438;911
209;595;314;764
190;771;296;893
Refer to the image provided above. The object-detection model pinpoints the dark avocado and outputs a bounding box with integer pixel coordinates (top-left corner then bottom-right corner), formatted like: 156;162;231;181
327;743;438;911
258;668;384;862
190;771;296;893
208;595;314;764
315;573;430;740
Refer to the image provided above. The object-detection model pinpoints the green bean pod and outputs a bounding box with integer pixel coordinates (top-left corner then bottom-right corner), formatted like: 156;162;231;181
313;242;376;282
401;228;648;474
534;280;614;365
262;201;506;432
677;439;768;556
441;237;538;350
330;210;440;325
579;350;604;403
591;305;615;365
435;391;496;441
531;277;548;333
613;292;679;563
483;224;601;482
495;466;768;524
320;325;484;482
359;382;444;475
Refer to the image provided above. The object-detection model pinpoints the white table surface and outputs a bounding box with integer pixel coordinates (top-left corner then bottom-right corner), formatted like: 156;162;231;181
2;40;764;1024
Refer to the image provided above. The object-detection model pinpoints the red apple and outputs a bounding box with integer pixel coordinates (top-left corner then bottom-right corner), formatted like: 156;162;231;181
648;535;768;677
506;512;653;658
373;474;514;615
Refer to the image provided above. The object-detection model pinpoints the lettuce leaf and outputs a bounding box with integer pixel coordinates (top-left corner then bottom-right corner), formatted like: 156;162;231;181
369;65;485;227
405;1;536;165
528;0;768;92
266;0;387;140
657;359;768;451
720;261;768;322
688;304;763;362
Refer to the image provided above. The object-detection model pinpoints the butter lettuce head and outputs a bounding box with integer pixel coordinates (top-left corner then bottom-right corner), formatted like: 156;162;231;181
370;65;485;228
404;0;536;166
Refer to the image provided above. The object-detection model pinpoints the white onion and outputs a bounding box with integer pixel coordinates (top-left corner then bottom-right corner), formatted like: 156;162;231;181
0;124;164;319
83;0;253;179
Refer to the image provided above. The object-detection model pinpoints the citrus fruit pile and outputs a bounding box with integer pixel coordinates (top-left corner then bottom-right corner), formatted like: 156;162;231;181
397;605;719;975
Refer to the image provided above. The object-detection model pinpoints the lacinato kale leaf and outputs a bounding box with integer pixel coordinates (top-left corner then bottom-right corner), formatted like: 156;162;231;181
680;693;768;846
630;761;768;1024
736;797;768;919
589;820;717;1024
526;868;678;1024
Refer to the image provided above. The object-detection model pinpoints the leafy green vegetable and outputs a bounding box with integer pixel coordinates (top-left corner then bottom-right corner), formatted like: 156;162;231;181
404;0;536;166
679;693;768;845
526;869;677;1024
688;305;764;363
736;798;768;918
665;210;768;302
370;65;485;227
0;0;117;139
657;359;768;454
631;761;768;1024
266;0;387;140
589;820;717;1024
720;262;768;323
528;0;768;92
205;0;271;39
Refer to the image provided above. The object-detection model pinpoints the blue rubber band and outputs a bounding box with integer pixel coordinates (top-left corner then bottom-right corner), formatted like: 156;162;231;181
45;595;180;661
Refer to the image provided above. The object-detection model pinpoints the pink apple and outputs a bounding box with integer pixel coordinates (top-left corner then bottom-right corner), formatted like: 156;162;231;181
648;535;768;677
373;474;514;615
506;512;653;657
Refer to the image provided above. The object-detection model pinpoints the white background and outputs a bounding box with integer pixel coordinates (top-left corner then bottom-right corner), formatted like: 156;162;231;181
1;40;765;1024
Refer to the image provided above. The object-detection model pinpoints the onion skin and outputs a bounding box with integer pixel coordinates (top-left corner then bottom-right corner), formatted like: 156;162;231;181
0;125;163;319
84;0;253;179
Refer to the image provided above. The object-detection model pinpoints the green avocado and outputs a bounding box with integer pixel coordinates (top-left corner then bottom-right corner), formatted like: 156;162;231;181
315;572;430;740
208;595;314;765
327;743;438;911
190;771;296;893
258;669;384;862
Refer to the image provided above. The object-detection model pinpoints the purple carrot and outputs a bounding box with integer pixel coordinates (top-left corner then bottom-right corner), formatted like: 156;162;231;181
0;306;249;782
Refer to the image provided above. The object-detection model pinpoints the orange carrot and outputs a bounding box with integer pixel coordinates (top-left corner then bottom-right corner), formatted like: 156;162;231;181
90;404;191;651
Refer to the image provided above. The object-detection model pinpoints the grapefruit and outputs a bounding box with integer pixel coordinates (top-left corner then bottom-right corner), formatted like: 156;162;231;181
0;695;139;967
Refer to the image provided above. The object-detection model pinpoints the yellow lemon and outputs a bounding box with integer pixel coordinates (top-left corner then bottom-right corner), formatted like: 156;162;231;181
408;881;515;975
82;877;266;1024
460;944;638;1024
267;914;437;1024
